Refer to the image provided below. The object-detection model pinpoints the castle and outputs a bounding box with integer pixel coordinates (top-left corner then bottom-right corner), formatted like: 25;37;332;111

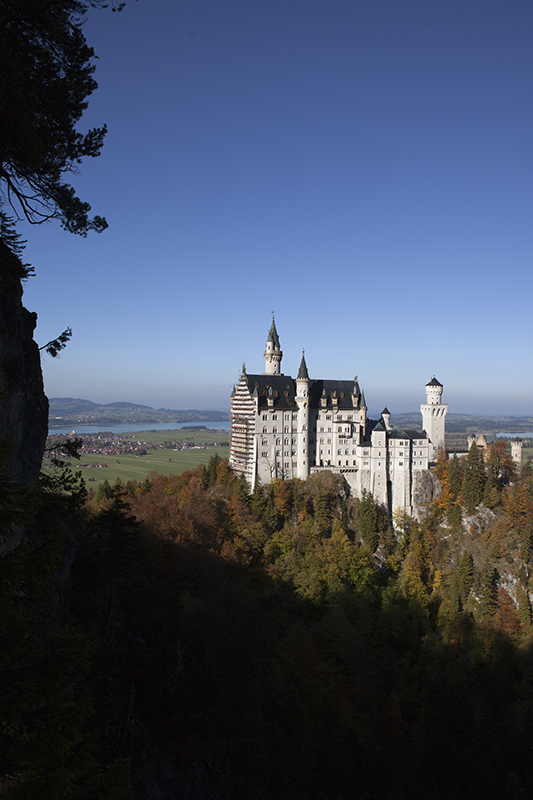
229;318;447;516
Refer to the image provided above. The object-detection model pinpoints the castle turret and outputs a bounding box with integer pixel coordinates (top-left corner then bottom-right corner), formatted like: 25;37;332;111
263;316;283;375
511;439;523;468
296;351;310;480
420;377;447;460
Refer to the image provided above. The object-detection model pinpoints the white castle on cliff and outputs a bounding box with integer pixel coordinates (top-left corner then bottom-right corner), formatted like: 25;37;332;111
230;318;447;515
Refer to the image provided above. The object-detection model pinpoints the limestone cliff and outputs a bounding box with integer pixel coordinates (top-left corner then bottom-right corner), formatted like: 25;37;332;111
0;241;48;485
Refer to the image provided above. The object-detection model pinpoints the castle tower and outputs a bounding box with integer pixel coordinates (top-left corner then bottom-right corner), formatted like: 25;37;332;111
511;439;523;469
263;316;283;375
420;377;447;460
296;351;310;480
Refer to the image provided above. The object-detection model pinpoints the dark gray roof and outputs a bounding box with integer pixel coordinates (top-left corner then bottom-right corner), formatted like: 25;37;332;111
267;318;280;348
297;352;309;379
388;429;427;440
246;375;297;408
426;377;443;387
244;374;366;411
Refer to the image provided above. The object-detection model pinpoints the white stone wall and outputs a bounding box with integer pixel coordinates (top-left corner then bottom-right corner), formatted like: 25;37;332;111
420;402;447;458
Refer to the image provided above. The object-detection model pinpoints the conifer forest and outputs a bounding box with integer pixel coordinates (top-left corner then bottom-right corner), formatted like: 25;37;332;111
3;445;533;799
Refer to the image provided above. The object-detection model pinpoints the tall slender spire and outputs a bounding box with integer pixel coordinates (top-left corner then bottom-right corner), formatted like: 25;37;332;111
266;315;280;349
297;350;309;380
263;315;283;375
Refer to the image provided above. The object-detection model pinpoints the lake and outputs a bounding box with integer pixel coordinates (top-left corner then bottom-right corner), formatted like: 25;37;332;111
48;421;231;436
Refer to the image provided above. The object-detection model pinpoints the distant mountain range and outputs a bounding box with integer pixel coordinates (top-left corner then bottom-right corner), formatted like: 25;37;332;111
393;412;533;434
49;399;531;433
49;398;229;427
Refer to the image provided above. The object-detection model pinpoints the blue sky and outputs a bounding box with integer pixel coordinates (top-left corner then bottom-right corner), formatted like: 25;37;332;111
20;0;533;416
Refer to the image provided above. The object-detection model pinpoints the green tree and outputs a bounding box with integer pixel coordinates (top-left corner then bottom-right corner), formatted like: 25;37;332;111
0;0;122;235
461;442;486;514
450;552;474;614
357;490;386;553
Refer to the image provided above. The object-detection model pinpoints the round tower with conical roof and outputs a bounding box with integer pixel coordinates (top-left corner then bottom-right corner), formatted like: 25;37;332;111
263;316;283;375
420;377;447;460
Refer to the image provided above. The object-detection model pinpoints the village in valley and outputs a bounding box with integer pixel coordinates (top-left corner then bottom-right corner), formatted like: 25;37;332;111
43;428;230;477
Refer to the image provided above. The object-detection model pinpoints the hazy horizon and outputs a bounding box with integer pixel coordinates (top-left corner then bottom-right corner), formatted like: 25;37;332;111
48;392;533;420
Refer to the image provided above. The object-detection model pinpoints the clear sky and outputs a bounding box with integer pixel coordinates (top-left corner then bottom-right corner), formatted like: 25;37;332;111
20;0;533;416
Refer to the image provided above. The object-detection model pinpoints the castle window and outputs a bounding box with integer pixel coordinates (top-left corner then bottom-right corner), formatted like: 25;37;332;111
353;460;356;465
320;427;324;432
273;427;277;433
348;415;353;420
262;440;267;446
276;438;280;445
262;414;267;420
399;462;403;466
284;438;288;445
303;449;306;454
326;415;331;420
273;415;278;420
263;427;267;433
262;452;267;457
399;452;403;456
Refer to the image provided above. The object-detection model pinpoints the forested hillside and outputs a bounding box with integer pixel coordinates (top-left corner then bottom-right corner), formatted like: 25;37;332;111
3;443;533;799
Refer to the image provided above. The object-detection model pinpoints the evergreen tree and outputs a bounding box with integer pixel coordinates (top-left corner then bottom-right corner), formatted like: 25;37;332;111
357;490;385;552
0;0;119;235
462;442;486;514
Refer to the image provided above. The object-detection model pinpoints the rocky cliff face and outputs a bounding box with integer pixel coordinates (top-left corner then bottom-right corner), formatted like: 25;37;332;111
0;241;48;485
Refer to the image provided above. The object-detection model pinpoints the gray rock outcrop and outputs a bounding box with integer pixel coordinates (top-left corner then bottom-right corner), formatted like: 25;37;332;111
0;241;48;485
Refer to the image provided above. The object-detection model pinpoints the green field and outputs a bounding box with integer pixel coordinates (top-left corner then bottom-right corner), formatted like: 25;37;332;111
44;428;230;487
